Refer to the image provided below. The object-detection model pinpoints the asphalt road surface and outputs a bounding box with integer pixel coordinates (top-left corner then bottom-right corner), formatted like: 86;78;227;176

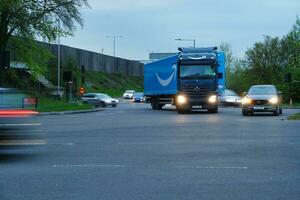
1;103;300;200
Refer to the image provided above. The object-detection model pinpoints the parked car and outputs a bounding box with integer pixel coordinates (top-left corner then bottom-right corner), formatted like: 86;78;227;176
123;90;135;99
242;85;282;116
133;92;145;102
219;89;242;107
82;93;119;107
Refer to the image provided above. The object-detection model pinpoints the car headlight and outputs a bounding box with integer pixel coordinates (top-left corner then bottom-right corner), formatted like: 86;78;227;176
242;97;252;105
269;97;278;104
208;95;217;104
177;95;187;105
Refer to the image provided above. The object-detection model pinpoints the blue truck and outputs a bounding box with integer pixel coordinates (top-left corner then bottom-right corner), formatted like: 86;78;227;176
144;47;225;113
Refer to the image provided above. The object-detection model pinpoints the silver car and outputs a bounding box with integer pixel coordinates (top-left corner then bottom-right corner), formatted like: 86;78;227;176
219;89;242;107
82;93;119;107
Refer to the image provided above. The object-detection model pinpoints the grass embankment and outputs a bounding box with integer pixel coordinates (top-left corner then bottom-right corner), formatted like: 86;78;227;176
84;72;143;97
37;98;93;112
288;113;300;120
36;72;143;112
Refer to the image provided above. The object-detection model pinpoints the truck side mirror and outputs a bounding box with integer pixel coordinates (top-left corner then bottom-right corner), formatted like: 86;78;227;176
218;73;223;79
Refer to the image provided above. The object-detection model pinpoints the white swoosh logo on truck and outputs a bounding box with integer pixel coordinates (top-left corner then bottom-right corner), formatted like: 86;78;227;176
156;64;176;87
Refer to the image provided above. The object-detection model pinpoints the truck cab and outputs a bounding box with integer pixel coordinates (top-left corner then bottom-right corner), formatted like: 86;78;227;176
144;47;225;113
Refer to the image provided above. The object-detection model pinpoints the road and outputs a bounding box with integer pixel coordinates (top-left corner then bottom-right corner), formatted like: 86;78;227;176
1;103;300;200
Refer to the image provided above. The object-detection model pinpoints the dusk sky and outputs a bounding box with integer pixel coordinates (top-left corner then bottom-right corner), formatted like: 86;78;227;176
61;0;300;60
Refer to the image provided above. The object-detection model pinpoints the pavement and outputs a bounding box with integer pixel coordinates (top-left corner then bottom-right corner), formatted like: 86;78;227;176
1;103;300;200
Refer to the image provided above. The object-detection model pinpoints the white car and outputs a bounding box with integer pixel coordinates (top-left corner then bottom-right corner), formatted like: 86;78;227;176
82;93;119;107
123;90;135;99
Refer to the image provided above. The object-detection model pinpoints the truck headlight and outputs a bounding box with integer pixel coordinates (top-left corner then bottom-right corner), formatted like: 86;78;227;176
242;97;252;105
208;95;217;104
269;97;278;104
177;95;187;105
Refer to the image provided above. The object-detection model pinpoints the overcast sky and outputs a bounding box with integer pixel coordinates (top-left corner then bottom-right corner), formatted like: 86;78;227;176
61;0;300;60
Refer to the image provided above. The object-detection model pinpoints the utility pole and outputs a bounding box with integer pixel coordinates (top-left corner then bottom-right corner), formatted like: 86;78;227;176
56;18;61;98
175;38;196;48
106;35;123;57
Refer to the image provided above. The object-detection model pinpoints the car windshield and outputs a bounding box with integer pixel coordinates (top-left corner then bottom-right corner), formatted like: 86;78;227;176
225;90;238;96
134;93;144;97
98;94;110;98
248;86;276;95
125;91;134;94
83;94;96;98
180;65;215;79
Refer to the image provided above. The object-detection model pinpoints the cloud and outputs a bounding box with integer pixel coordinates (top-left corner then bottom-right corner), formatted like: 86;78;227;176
89;0;183;11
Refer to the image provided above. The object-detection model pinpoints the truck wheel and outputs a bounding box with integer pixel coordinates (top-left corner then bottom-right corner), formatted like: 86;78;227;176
156;103;163;110
151;99;157;110
177;107;190;114
208;107;218;113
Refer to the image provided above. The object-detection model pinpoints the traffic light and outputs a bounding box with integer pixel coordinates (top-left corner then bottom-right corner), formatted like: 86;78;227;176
79;87;85;95
285;73;292;83
0;51;10;70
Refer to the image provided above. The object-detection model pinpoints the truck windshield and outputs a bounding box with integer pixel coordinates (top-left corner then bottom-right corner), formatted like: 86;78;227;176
180;65;215;79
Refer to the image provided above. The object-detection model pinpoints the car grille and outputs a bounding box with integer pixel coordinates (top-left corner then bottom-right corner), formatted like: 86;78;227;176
252;100;269;105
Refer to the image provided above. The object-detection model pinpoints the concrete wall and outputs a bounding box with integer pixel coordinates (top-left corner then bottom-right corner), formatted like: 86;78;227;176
45;43;144;77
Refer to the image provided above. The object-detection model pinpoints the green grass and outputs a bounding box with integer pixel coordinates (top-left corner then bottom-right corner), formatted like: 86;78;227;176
288;113;300;120
84;71;143;97
37;98;93;112
282;103;300;109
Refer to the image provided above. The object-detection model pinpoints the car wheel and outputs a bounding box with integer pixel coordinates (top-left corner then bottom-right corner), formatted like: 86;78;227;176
112;104;117;108
273;108;279;116
101;102;106;107
279;108;282;115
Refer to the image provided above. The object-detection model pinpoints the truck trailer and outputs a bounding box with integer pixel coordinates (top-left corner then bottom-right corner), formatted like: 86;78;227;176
144;47;225;113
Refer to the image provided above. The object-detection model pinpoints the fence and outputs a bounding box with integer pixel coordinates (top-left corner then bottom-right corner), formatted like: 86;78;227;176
44;42;144;77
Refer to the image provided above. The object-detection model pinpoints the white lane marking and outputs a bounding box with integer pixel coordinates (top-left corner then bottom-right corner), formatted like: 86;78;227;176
48;142;74;146
118;142;176;145
0;123;41;127
175;166;248;170
53;164;125;168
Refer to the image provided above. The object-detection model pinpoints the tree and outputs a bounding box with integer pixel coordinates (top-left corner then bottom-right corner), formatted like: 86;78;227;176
219;43;234;89
0;0;89;73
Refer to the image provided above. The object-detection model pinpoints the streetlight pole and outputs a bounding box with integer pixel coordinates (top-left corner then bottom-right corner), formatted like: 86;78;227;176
175;38;196;48
106;35;123;57
56;18;61;98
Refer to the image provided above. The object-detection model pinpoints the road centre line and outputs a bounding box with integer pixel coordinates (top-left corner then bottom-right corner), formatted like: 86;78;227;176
53;164;125;168
118;142;177;145
175;166;248;170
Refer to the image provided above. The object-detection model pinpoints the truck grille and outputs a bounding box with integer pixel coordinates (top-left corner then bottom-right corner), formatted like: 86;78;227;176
180;85;212;99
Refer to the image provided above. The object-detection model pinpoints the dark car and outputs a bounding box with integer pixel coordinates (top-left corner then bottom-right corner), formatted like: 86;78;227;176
242;85;282;116
219;89;242;107
0;88;45;147
133;92;145;102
